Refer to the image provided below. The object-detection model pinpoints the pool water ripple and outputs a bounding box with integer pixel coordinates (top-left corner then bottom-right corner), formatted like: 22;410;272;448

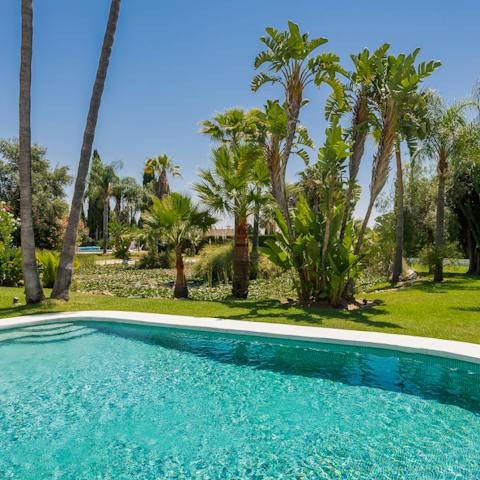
0;321;479;479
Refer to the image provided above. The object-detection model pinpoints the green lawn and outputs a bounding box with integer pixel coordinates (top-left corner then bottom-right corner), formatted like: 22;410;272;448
1;273;479;343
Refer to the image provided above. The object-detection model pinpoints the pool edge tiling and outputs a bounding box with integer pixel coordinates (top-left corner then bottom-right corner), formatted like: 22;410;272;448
1;310;480;364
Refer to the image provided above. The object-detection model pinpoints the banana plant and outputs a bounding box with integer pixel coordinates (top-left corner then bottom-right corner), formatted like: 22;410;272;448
252;21;347;240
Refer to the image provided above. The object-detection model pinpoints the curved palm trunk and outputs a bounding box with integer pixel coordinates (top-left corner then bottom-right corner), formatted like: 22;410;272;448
434;152;447;283
174;245;188;298
392;143;404;284
232;214;249;298
355;200;374;256
355;102;396;255
52;0;121;300
340;92;368;241
102;197;109;254
19;0;44;304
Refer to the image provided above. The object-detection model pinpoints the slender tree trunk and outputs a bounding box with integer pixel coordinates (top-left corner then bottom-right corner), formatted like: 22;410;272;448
250;200;260;279
268;151;294;242
232;214;249;298
392;143;404;284
321;216;332;293
102;197;109;254
52;0;121;299
434;152;447;283
173;245;188;298
19;0;44;304
355;103;396;255
158;169;170;199
355;200;374;255
340;92;368;241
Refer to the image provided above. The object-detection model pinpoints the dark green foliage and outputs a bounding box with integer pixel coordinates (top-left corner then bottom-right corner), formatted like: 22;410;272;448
0;139;72;249
0;247;22;287
261;196;361;306
137;250;174;269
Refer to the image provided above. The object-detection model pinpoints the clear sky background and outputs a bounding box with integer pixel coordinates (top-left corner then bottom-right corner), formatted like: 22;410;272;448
1;0;479;226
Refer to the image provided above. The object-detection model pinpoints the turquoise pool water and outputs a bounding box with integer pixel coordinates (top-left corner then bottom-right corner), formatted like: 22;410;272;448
0;322;479;479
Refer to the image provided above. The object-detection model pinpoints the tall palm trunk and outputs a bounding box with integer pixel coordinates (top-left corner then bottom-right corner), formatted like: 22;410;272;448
174;245;188;298
321;215;332;292
340;92;368;240
267;143;294;242
250;199;260;279
391;142;404;283
102;196;109;254
19;0;44;304
434;151;447;283
232;214;249;298
355;102;396;255
52;0;121;299
157;169;170;199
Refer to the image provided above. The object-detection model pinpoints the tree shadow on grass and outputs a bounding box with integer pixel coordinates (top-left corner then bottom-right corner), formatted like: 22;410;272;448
406;276;480;294
0;304;62;318
214;299;402;330
450;306;480;314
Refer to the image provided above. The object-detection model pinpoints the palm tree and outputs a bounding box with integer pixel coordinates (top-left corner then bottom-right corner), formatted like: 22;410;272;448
111;176;143;224
142;193;215;298
194;144;261;298
252;21;346;240
200;108;267;280
52;0;121;300
391;92;429;283
417;94;472;282
86;151;120;254
333;44;390;240
18;0;44;303
355;50;440;255
143;154;181;200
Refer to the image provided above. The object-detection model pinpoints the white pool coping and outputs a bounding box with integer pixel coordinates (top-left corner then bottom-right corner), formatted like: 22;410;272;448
1;310;480;365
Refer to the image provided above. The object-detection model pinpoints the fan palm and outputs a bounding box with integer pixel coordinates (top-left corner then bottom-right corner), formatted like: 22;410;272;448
200;108;266;289
86;151;121;254
144;154;181;200
111;176;143;224
142;193;215;298
194;144;261;298
417;93;473;282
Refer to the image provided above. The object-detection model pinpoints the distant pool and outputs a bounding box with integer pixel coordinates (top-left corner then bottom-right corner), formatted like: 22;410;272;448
1;321;479;479
78;246;102;252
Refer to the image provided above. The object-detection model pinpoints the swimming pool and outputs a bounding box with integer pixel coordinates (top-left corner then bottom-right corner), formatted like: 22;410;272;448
1;320;479;479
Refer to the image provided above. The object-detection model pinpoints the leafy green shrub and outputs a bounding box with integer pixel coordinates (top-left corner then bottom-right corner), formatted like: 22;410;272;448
193;243;233;286
0;202;22;286
419;242;462;274
36;250;59;288
256;255;283;279
261;196;361;306
137;249;174;269
0;246;22;287
36;250;79;288
75;254;96;270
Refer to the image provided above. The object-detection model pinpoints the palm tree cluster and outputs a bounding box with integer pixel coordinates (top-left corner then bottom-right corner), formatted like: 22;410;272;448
15;12;480;306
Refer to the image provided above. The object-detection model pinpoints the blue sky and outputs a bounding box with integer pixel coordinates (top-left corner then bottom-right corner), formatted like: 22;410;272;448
1;0;479;225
